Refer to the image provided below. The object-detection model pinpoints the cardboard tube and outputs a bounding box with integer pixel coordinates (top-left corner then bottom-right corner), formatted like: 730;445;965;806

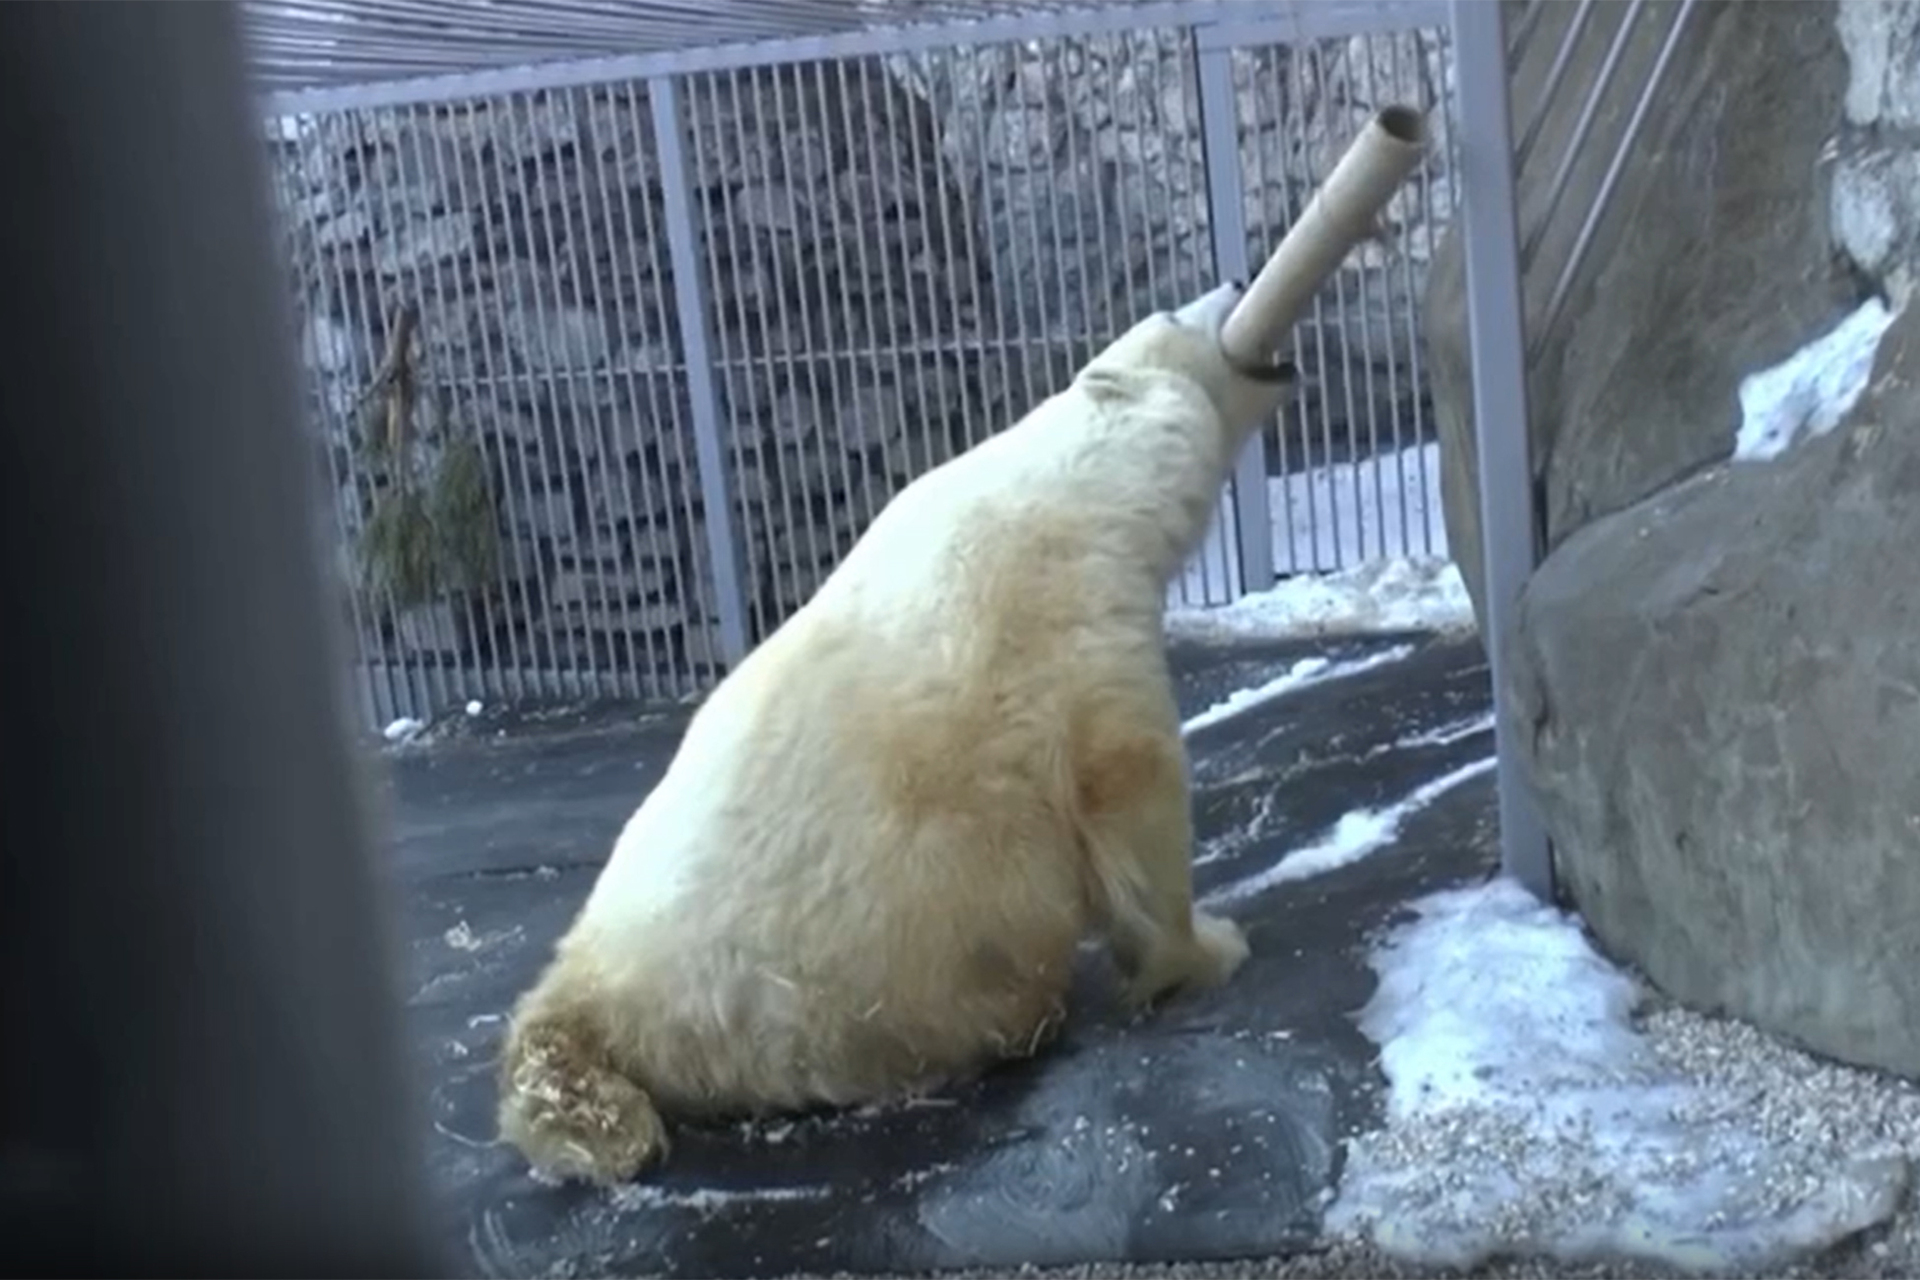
1221;103;1429;370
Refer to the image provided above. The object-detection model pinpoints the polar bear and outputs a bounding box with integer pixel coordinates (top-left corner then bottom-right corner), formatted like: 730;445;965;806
496;280;1293;1184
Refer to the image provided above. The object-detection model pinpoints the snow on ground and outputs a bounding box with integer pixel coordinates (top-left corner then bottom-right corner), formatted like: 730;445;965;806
1167;554;1476;644
1169;440;1449;612
1181;643;1418;736
1200;756;1494;906
383;715;426;743
1270;440;1450;575
1326;876;1916;1274
1735;298;1898;463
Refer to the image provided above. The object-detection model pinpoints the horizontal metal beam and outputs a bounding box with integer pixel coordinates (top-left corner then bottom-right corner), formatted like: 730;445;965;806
1192;0;1451;49
256;0;1419;116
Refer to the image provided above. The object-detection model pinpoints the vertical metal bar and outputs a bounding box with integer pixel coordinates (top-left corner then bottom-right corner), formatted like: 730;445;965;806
1448;0;1553;902
1390;29;1429;557
277;114;384;729
1371;35;1414;557
320;113;407;725
520;92;602;702
487;95;570;699
412;100;508;708
1414;24;1460;556
1084;33;1123;349
649;74;750;668
693;71;778;642
1536;0;1697;355
807;61;870;590
886;56;943;481
734;66;815;630
578;83;666;699
400;102;466;715
0;1;443;1268
1310;42;1366;572
1196;40;1273;598
835;57;897;540
953;47;1002;452
759;65;837;614
1297;42;1339;572
915;68;980;462
1005;46;1051;428
621;79;720;692
1173;28;1235;606
537;86;627;701
1353;33;1389;561
350;109;418;719
603;86;678;698
1247;44;1303;577
1057;47;1101;384
372;103;453;717
445;97;538;703
855;57;914;520
1033;40;1078;402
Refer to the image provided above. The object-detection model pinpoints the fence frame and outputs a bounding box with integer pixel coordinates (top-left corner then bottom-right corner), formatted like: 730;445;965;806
259;0;1551;900
1447;0;1551;901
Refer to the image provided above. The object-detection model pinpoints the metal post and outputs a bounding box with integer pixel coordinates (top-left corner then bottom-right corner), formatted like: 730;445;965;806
1448;0;1555;902
649;75;752;667
0;2;444;1272
1195;42;1275;600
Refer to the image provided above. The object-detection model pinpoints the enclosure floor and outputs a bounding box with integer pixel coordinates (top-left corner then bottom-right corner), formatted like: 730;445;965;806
379;631;1498;1279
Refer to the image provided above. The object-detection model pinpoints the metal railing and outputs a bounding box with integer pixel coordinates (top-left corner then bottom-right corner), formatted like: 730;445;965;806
260;1;1458;727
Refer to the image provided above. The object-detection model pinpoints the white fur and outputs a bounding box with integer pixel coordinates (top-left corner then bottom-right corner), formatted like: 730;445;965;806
496;282;1292;1184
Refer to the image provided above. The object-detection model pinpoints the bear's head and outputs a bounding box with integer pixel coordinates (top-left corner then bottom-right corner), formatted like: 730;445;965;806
1082;281;1295;442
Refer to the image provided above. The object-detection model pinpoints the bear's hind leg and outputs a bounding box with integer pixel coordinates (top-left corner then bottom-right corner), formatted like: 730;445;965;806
496;1002;669;1185
1074;720;1249;1011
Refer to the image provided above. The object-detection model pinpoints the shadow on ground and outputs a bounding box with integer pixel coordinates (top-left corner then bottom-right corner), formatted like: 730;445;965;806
373;631;1497;1279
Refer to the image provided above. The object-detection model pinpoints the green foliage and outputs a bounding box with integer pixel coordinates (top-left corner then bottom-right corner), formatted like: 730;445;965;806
350;301;501;614
428;434;501;594
359;479;439;606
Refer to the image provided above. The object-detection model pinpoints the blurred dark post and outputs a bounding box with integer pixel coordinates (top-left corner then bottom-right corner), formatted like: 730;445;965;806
0;3;444;1275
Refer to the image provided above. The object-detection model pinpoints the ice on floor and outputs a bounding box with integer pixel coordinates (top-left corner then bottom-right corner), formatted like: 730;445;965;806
1327;877;1908;1273
1180;643;1417;736
1200;756;1493;905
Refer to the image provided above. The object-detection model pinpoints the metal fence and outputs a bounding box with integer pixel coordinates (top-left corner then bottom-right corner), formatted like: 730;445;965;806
262;2;1459;728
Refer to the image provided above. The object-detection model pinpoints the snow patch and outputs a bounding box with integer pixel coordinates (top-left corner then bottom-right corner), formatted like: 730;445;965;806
1270;440;1449;574
1734;297;1898;463
1328;877;1908;1273
1167;556;1475;645
608;1184;831;1215
1168;440;1449;612
1201;756;1494;905
1367;711;1497;758
1180;643;1417;736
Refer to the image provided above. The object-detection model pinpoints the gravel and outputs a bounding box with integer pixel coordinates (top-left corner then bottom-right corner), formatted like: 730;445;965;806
762;997;1920;1280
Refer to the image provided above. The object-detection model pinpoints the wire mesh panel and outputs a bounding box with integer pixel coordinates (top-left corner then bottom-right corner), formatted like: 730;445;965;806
265;85;728;726
1229;23;1459;576
257;5;1462;723
674;26;1240;642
